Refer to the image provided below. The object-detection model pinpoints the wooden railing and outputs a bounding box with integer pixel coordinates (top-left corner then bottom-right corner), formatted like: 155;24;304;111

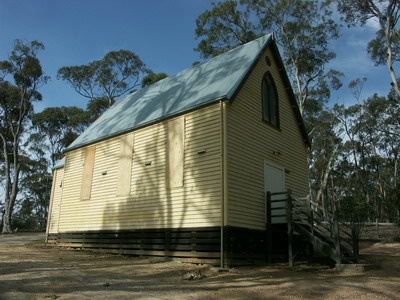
266;190;359;266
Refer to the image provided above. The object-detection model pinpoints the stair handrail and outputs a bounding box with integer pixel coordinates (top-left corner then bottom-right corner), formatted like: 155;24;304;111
291;194;359;264
266;190;359;266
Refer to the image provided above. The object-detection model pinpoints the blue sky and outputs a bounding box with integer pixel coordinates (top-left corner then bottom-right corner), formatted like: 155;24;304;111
0;0;392;112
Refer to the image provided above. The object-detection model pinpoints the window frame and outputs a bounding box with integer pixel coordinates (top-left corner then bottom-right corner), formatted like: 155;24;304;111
261;72;280;128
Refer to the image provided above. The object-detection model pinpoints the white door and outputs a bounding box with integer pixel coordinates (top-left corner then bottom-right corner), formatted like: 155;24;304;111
264;162;286;224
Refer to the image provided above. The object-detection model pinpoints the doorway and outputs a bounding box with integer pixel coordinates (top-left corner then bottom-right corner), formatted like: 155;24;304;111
264;161;286;224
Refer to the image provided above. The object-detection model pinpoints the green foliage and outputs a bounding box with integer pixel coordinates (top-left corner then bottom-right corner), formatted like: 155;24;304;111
0;82;32;131
337;195;375;224
8;40;48;90
32;106;89;166
12;203;39;230
336;0;399;26
16;154;52;231
195;0;258;58
318;88;400;224
86;97;114;122
368;29;400;66
141;73;168;88
385;186;400;225
306;106;342;203
57;50;150;106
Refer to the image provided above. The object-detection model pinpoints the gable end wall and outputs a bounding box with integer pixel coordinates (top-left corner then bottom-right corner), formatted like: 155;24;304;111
226;47;309;230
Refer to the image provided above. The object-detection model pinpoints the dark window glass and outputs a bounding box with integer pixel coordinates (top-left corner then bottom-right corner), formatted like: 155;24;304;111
262;72;279;127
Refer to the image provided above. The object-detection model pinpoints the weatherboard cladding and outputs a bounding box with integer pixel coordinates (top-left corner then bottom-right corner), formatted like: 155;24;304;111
66;34;273;151
47;166;64;233
56;105;223;232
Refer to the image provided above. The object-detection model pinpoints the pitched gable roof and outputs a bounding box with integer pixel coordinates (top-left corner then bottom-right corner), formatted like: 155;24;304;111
66;33;309;151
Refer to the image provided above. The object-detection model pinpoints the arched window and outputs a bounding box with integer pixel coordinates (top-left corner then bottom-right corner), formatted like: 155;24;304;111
262;72;279;127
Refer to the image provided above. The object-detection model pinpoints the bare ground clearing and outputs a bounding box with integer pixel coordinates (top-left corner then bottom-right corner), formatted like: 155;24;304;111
0;229;399;300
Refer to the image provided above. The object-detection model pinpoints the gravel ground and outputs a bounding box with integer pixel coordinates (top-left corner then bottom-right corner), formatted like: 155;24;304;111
0;231;399;300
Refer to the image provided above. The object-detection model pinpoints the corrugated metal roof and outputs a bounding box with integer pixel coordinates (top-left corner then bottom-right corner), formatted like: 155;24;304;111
52;157;65;169
66;34;273;151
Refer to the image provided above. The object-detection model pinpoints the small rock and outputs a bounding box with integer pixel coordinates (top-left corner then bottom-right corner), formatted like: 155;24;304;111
182;270;203;280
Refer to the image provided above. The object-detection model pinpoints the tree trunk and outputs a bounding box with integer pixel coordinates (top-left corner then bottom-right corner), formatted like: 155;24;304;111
1;129;21;233
1;134;13;234
2;198;14;233
316;144;339;206
2;157;18;234
384;6;400;97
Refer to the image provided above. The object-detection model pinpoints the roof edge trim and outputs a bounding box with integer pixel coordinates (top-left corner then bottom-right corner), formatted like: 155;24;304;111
64;97;229;153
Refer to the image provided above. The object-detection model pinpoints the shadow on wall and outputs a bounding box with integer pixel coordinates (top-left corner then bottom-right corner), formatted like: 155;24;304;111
94;58;240;253
98;107;222;231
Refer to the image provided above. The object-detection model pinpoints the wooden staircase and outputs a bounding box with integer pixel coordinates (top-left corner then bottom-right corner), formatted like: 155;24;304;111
266;190;359;266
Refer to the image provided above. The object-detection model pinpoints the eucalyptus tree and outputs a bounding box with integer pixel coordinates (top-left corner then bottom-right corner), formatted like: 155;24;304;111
331;90;400;222
141;72;168;88
356;93;400;221
82;73;169;122
0;40;49;233
85;97;110;122
307;106;343;209
332;99;372;210
337;0;400;97
32;106;89;167
15;147;52;230
57;50;150;107
195;0;259;58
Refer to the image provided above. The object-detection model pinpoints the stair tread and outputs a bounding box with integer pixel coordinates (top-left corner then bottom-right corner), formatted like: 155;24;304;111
267;191;359;265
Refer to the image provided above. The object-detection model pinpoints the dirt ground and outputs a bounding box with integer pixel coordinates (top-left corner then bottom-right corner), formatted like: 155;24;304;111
1;228;400;300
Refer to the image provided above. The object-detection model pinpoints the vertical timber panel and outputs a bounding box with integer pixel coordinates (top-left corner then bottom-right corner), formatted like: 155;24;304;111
81;146;96;200
167;117;184;188
116;133;134;196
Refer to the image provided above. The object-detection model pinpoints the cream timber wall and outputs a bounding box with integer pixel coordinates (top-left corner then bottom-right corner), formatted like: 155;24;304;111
226;47;309;230
56;104;223;232
47;167;64;234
